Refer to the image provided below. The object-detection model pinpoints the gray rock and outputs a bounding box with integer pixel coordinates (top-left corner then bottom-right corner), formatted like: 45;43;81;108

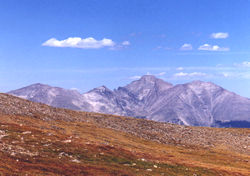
8;75;250;127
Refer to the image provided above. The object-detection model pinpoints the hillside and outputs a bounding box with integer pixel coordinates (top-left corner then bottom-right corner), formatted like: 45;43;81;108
8;75;250;127
0;93;249;175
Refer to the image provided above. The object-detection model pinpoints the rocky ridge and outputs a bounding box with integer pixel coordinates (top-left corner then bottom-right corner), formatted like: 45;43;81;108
8;75;250;127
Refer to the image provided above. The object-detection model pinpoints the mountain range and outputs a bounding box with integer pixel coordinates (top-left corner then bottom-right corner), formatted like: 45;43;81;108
8;75;250;127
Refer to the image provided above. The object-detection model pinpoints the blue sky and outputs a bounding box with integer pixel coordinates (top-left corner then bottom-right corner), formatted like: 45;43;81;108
1;0;250;97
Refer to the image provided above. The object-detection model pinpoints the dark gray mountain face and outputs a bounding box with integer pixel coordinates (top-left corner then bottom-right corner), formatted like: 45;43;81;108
8;76;250;127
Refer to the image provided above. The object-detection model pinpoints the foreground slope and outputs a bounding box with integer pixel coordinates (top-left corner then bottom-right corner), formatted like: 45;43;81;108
0;93;249;175
8;75;250;127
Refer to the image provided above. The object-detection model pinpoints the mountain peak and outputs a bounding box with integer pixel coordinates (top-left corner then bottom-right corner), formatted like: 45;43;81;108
122;75;173;101
136;75;173;87
190;80;204;84
126;75;172;89
187;80;221;89
28;83;52;88
96;85;108;90
140;75;157;82
8;83;52;94
90;86;112;93
184;80;224;97
32;83;48;86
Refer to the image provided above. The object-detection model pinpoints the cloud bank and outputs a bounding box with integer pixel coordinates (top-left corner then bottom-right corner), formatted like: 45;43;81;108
129;75;141;80
198;44;229;51
211;32;229;39
174;72;207;77
42;37;129;49
180;43;193;51
235;61;250;68
122;41;130;46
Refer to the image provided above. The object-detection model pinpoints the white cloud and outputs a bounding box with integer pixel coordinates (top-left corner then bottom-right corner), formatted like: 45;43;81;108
241;61;250;67
220;72;250;79
211;32;229;39
235;61;250;68
122;41;130;46
174;72;207;77
129;75;141;80
154;72;166;76
221;72;230;78
180;43;193;51
174;72;188;77
109;40;131;50
198;44;229;51
70;88;81;92
42;37;116;49
176;67;184;71
154;46;172;50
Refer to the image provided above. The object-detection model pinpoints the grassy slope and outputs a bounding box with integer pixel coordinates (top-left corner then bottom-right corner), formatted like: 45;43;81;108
0;114;249;176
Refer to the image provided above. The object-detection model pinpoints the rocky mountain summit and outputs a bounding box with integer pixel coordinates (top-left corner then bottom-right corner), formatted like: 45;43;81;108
8;75;250;127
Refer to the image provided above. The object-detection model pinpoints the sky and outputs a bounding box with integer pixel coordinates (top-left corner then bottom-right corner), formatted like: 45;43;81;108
1;0;250;97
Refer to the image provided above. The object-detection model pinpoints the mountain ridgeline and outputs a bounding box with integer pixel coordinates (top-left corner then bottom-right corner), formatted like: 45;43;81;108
8;75;250;127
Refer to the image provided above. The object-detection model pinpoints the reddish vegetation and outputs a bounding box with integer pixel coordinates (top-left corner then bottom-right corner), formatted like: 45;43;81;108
0;93;249;175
